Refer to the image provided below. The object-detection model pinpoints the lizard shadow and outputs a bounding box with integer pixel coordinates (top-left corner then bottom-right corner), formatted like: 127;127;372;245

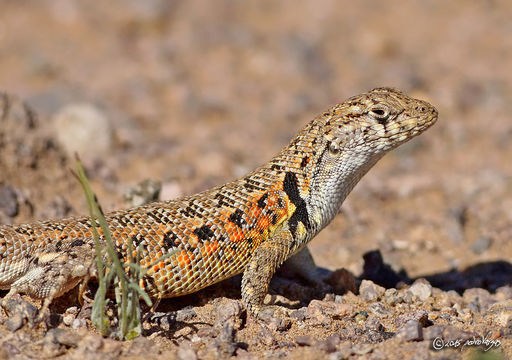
360;250;512;295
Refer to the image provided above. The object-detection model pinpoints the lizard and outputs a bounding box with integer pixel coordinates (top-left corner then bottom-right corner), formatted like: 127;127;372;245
0;87;438;318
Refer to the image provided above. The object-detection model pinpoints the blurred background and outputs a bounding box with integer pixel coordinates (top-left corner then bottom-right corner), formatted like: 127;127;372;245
0;0;511;280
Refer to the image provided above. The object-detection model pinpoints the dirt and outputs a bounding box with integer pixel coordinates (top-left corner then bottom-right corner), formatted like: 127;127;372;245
1;1;512;359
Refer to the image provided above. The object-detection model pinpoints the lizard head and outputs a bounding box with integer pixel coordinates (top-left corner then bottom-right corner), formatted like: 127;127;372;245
323;87;438;156
302;87;438;229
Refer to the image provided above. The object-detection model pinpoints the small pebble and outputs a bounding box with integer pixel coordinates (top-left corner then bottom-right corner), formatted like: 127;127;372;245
306;300;354;324
359;280;385;302
368;302;393;317
0;185;18;218
53;103;113;159
352;343;373;355
124;179;162;207
471;236;492;254
214;300;243;329
463;288;495;312
295;335;313;347
316;334;340;353
6;313;24;332
62;306;78;326
290;308;307;321
211;322;238;357
395;320;423;341
365;315;384;332
384;288;401;306
71;318;87;330
496;286;512;300
177;344;197;360
408;280;432;301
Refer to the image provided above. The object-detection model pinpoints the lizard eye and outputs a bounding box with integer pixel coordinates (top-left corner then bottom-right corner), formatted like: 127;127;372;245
328;141;341;155
369;106;390;123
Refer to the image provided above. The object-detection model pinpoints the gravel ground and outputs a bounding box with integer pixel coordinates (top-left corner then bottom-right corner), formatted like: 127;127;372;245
1;1;511;359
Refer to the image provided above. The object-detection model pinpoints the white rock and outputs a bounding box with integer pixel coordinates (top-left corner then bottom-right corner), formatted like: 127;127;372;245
53;103;113;159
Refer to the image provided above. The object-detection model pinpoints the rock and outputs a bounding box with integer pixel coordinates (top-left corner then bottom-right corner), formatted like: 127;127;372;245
124;179;162;207
3;296;38;330
127;337;157;356
62;307;78;326
359;280;385;302
354;311;368;324
257;327;276;347
408;279;432;301
365;315;385;332
395;310;430;328
175;307;197;322
146;307;196;330
352;343;373;355
368;302;393;317
262;312;291;332
0;185;18;218
177;342;198;360
53;103;113;159
197;327;217;339
336;341;353;359
290;307;307;321
43;195;73;219
383;288;402;306
80;334;104;352
209;322;238;357
496;285;512;300
42;329;67;358
51;328;82;348
395;320;423;341
6;314;24;332
306;300;354;325
295;335;314;347
471;236;492;254
486;300;512;333
71;318;87;330
214;299;244;329
315;334;340;353
463;288;495;312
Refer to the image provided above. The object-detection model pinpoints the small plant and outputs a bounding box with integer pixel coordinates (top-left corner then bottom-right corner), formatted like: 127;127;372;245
74;157;174;340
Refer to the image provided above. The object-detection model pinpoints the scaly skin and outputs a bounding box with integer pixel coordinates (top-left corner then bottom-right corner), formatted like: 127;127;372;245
0;88;438;317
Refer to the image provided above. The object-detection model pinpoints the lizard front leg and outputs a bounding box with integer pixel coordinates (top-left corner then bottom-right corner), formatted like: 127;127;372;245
241;227;294;318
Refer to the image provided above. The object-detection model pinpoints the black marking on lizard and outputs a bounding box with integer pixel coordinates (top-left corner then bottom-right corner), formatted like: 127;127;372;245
180;203;202;218
300;156;310;168
130;234;148;250
229;209;245;228
14;227;35;236
282;172;311;237
243;179;266;191
162;229;178;250
257;193;269;209
148;211;170;224
70;239;85;247
193;225;215;242
214;191;231;208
